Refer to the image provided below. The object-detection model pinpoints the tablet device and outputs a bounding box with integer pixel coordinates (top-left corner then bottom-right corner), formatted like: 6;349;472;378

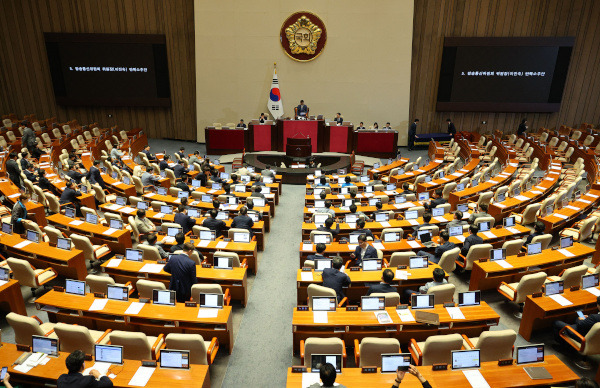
458;291;481;306
233;232;250;243
152;289;176;306
199;293;224;309
381;353;411;373
85;213;98;225
362;259;382;271
32;335;59;357
515;344;544;365
431;207;444;217
26;229;40;243
107;285;129;301
404;210;418;220
167;227;182;237
560;236;573;249
312;296;337;311
313;234;331;244
582;273;599;289
478;221;490;232
214;255;233;269
451;349;480;370
544;280;563;296
125;248;143;262
526;242;542;255
409;256;428;269
159;349;190;370
503;216;515;228
65;279;86;296
314;259;332;272
109;219;123;230
489;248;506;261
448;225;463;237
95;344;123;365
199;230;216;241
361;296;385;311
411;294;435;309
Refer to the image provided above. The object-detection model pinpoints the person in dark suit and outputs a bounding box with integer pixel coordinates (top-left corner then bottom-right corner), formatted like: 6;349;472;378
37;170;54;192
554;296;600;352
382;122;392;130
350;234;378;265
366;269;397;295
57;349;113;388
202;209;226;237
295;100;309;118
159;155;170;171
305;243;327;267
334;113;343;125
400;182;415;195
174;205;196;235
194;167;210;187
24;164;37;183
66;164;85;184
164;242;198;303
60;181;81;205
412;212;433;234
416;230;456;264
173;160;188;178
354;219;374;239
175;175;190;192
6;153;21;188
258;113;268;123
423;188;446;210
403;267;448;304
446;118;456;138
142;145;157;162
236;119;247;128
356;122;366;130
408;119;419;151
321;256;351;302
176;147;186;160
87;160;106;189
525;221;545;245
169;232;186;253
20;151;32;171
517;118;528;136
317;217;340;238
11;193;29;234
231;206;254;232
249;185;265;199
460;224;484;257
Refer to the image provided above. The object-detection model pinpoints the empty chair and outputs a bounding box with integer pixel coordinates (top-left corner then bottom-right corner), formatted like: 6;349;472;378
409;333;463;365
300;337;346;368
530;234;552;250
561;216;597;242
442;182;457;200
165;333;219;365
546;265;589;289
43;225;65;245
468;191;493;210
512;203;540;225
86;274;131;295
370;292;400;307
70;234;111;264
7;258;57;295
462;329;517;362
502;239;524;256
213;251;246;268
307;284;346;308
138;244;162;262
151;200;167;212
109;331;164;361
557;147;574;163
354;337;400;367
498;272;547;318
54;322;111;354
457;243;493;271
23;221;49;243
310;231;333;243
136;279;166;299
191;284;230;306
437;247;459;273
426;283;455;304
388;251;417;267
6;313;57;346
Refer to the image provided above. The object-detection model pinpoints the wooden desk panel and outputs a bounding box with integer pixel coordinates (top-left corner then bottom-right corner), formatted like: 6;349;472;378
519;286;600;341
0;179;47;226
389;160;443;185
101;258;248;306
36;290;234;353
416;158;480;194
538;190;600;234
0;233;87;280
291;304;499;354
367;158;409;179
0;280;26;315
469;243;595;291
0;343;210;387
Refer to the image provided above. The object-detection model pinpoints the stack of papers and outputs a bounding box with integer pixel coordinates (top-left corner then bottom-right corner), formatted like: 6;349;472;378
407;240;421;248
557;249;575;257
585;287;600;296
102;228;118;236
434;216;447;222
216;241;229;249
463;369;491;388
105;204;122;211
121;207;136;214
494;260;513;269
197;308;219;318
197;240;210;248
379;221;391;227
106;258;122;268
69;220;84;226
395;270;409;280
125;302;145;315
482;231;496;238
505;227;520;234
14;240;33;249
372;242;385;250
553;214;569;219
454;235;466;243
375;311;393;324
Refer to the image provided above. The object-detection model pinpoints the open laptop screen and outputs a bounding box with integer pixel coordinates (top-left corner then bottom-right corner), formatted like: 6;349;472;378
411;294;435;309
312;296;337;311
199;293;224;309
527;242;542;255
582;274;599;289
107;285;129;301
361;296;385;311
32;335;59;357
152;289;176;306
65;279;86;296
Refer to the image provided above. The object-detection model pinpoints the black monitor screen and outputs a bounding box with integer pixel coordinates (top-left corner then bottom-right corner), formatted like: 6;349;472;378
44;33;170;107
437;37;574;112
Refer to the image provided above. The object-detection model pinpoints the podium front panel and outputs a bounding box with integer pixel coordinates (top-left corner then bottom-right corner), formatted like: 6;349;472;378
328;125;351;153
205;128;245;155
354;131;397;157
253;124;272;151
282;120;319;153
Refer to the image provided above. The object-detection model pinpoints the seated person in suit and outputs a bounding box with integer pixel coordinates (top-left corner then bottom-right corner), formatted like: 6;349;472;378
468;203;489;224
403;267;447;304
354;219;374;239
87;160;107;189
317;217;340;237
159;155;170;170
372;122;379;130
416;230;455;264
350;234;378;265
57;350;113;388
194;166;210;187
460;224;484;257
176;147;186;160
60;180;81;205
400;182;414;195
446;210;467;228
305;243;327;268
174;205;196;235
24;164;37;183
37;170;54;192
412;212;432;234
134;209;156;237
249;185;265;199
202;209;226;237
423;188;446;210
236;119;246;128
66;164;85;184
554;296;600;354
146;233;169;259
382;122;392;130
261;164;275;177
348;204;369;222
366;268;396;295
141;166;160;187
231;206;254;232
334;113;343;124
316;199;336;218
321;256;351;302
188;151;201;166
170;232;186;253
175;175;190;192
295;99;309;118
142;145;157;162
368;173;382;186
525;221;545;245
173;159;189;178
20;150;32;170
258;112;268;123
356;122;366;130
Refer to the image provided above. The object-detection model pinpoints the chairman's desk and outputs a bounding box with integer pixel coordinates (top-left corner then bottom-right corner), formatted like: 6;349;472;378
286;356;579;388
156;234;259;275
36;290;235;353
469;243;595;291
0;232;87;280
353;130;398;158
519;285;600;341
448;161;519;210
299;225;530;267
99;203;266;251
291;303;500;354
0;279;27;315
47;213;133;254
296;265;447;304
0;343;210;388
101;258;248;306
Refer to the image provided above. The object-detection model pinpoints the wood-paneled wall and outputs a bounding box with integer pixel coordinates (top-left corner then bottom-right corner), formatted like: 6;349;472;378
0;0;196;140
410;0;600;135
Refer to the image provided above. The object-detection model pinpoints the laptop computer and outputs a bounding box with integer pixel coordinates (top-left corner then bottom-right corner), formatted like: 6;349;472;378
515;344;544;365
362;259;382;271
312;296;337;311
314;259;332;272
409;256;428;269
65;279;86;296
417;230;433;247
152;289;176;306
411;294;435;309
32;335;59;357
526;242;542;255
490;248;506;261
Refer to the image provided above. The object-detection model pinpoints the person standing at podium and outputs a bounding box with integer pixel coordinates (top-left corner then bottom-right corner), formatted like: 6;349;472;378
334;113;343;125
295;100;309;119
408;118;419;151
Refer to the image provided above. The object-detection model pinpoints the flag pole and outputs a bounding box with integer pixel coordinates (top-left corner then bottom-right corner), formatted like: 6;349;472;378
274;62;277;74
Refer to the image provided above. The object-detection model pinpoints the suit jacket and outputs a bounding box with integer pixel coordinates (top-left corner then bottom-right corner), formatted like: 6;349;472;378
67;170;85;184
20;158;31;171
446;220;467;228
468;211;490;224
575;313;600;336
188;156;200;166
11;201;27;234
296;104;308;116
176;181;190;192
425;197;446;210
142;150;156;162
321;267;351;301
306;253;326;264
433;241;456;260
57;372;113;388
249;192;265;199
176;151;185;159
353;245;378;265
135;216;155;234
110;147;123;160
525;231;543;245
447;122;456;135
174;212;196;235
517;123;528;135
87;167;106;189
141;172;158;187
317;224;340;237
22;127;36;147
202;217;226;237
461;234;484;257
164;253;197;303
6;159;21;187
38;176;53;191
159;160;169;170
231;215;254;231
408;122;417;136
173;164;188;178
366;282;396;295
60;187;81;205
194;172;208;187
334;117;344;124
236;123;247;128
24;169;37;182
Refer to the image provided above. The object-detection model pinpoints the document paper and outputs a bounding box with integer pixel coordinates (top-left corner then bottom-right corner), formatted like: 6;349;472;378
89;298;109;311
128;366;156;387
463;369;491;388
446;307;465;320
549;294;573;306
125;302;145;315
313;311;328;324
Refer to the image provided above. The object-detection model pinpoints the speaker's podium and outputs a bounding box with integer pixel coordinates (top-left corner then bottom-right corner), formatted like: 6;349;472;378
286;137;312;158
